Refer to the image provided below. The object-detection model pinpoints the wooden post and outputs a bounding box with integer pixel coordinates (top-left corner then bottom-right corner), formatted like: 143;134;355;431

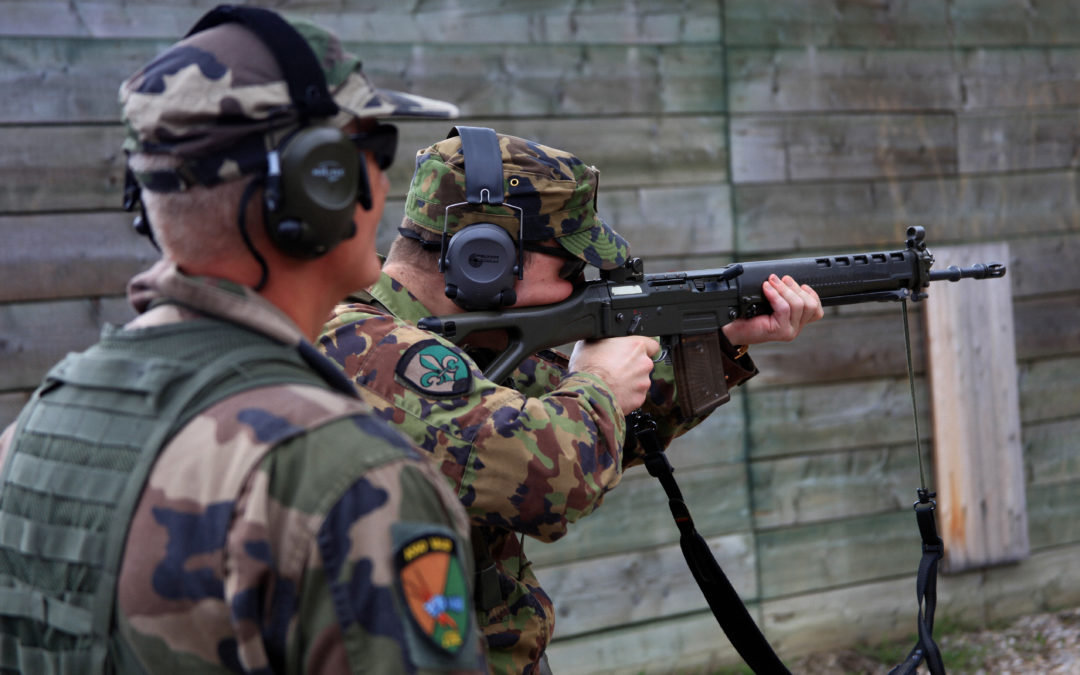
923;242;1028;572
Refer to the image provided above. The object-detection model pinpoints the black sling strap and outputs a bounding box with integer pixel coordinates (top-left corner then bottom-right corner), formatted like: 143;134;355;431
630;296;949;674
888;490;946;675
630;412;793;675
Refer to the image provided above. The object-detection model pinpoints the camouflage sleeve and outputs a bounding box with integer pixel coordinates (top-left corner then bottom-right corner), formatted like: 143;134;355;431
117;387;486;674
320;309;627;543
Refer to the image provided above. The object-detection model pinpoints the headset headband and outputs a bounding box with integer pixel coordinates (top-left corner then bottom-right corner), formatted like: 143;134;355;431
447;126;505;205
439;126;525;278
185;4;339;121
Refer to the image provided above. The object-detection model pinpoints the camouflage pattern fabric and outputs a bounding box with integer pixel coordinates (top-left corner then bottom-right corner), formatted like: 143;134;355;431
402;132;629;270
317;272;758;673
119;12;456;190
0;264;487;674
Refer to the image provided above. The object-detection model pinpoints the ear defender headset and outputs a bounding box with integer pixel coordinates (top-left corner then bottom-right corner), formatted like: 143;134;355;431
439;126;526;310
125;5;365;261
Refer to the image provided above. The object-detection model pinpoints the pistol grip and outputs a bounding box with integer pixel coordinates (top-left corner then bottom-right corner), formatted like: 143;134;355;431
672;333;730;418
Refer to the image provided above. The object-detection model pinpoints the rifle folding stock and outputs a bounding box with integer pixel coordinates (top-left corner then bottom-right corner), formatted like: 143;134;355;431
417;227;1007;411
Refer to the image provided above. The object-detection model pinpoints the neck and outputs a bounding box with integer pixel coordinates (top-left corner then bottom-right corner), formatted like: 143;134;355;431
382;259;460;316
182;254;341;343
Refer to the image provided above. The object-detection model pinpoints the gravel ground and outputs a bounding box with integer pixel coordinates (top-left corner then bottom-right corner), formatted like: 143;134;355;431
788;606;1080;674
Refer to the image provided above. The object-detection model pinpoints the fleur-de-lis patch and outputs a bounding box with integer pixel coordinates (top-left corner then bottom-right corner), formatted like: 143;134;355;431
397;339;472;396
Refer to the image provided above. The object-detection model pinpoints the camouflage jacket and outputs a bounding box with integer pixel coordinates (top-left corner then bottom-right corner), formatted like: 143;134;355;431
318;272;757;674
0;262;487;674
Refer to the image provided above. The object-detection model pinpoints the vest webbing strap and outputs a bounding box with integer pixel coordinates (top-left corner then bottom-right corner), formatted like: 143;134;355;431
5;453;128;504
0;632;89;675
0;511;107;564
0;584;93;635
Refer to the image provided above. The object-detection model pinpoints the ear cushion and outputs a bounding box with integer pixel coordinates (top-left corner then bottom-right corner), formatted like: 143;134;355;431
442;223;518;310
265;126;359;258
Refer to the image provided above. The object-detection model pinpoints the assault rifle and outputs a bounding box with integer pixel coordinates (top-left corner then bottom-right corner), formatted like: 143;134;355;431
418;226;1005;415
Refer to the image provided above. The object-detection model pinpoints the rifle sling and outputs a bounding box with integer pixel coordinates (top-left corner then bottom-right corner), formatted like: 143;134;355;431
888;498;945;675
629;412;793;675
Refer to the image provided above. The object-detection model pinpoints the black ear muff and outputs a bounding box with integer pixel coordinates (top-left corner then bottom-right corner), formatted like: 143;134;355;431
442;223;518;309
264;126;359;259
186;5;362;260
439;126;524;310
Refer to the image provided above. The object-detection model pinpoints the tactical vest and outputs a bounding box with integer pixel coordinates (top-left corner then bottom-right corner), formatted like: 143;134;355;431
0;317;340;674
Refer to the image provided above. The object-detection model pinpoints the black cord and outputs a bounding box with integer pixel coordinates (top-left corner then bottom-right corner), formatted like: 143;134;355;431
237;177;270;291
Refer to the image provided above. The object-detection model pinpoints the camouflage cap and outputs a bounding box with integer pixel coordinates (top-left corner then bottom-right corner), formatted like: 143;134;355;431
119;10;457;189
403;132;629;270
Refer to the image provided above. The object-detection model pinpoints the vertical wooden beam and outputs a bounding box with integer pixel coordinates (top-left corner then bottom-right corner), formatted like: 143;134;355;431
924;242;1028;572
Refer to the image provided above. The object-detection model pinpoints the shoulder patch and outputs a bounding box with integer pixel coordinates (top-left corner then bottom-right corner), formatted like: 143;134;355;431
394;531;471;656
396;339;472;397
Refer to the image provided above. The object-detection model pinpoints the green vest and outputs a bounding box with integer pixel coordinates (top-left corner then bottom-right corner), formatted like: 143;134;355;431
0;318;338;674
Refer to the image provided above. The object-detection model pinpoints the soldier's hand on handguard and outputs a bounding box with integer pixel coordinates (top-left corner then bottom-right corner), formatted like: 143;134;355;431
568;336;661;415
723;274;824;346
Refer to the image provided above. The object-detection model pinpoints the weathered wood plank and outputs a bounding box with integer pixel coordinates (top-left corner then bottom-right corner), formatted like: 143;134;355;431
746;377;930;458
1013;293;1080;360
960;110;1080;174
0;37;169;123
0;213;156;303
733;171;1080;255
676;292;1076;389
1019;356;1080;424
1027;479;1080;550
0;126;127;212
0;0;723;43
728;48;961;113
1004;233;1080;298
949;0;1080;47
361;43;725;118
526;461;749;567
0;38;724;123
0;297;133;392
546;607;747;674
730;113;958;184
925;243;1028;571
724;0;954;48
748;310;927;386
752;444;932;530
765;544;1080;664
1025;418;1080;489
533;533;755;639
545;543;1080;674
757;511;919;599
724;0;1080;48
959;48;1080;109
0;117;727;212
730;47;1080;114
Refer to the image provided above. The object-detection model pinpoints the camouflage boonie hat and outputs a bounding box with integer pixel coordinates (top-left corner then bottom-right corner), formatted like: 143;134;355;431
119;8;457;190
402;132;629;270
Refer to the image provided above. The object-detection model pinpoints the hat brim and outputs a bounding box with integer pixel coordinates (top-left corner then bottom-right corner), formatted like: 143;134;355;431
365;88;459;118
555;215;629;271
335;70;459;120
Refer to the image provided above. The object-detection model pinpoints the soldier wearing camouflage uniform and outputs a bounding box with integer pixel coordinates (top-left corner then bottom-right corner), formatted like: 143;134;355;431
317;131;824;673
0;7;486;674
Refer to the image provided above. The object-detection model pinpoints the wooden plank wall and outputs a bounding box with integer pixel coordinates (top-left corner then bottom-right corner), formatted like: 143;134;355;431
1;1;1078;672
